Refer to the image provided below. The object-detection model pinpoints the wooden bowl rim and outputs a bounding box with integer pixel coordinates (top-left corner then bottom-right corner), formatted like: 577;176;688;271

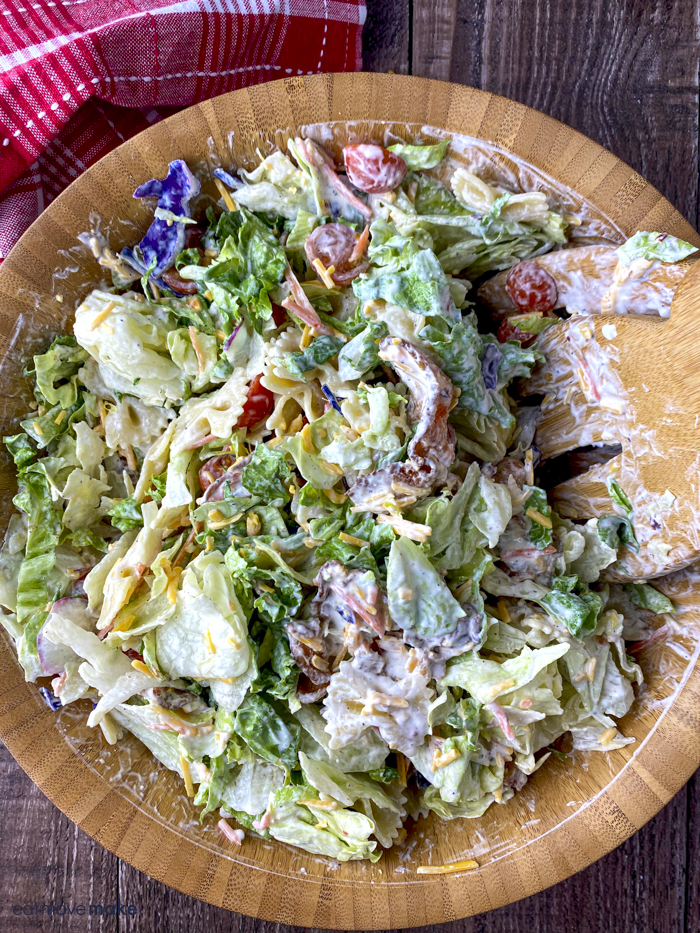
0;72;698;927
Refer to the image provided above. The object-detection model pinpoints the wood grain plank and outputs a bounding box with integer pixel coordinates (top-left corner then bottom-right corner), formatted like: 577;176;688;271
412;0;461;80
0;742;118;933
0;3;698;928
683;771;700;931
449;0;700;227
118;863;256;933
115;786;688;933
362;0;410;74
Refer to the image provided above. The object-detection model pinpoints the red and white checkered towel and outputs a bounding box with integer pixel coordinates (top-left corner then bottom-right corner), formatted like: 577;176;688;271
0;0;366;261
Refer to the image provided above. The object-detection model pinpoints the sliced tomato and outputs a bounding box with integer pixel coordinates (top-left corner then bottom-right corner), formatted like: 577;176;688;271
271;302;287;327
238;374;274;428
496;317;537;347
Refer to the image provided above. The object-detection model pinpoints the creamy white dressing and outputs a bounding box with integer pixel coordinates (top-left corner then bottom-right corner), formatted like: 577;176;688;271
6;120;700;881
478;246;688;319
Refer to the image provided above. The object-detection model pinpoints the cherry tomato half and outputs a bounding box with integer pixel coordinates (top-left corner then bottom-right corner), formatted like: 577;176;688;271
271;302;287;327
238;374;274;428
496;317;537;348
342;144;407;194
505;260;558;314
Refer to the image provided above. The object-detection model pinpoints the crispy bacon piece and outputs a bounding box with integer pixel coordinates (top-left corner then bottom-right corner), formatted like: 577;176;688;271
286;619;332;686
296;676;330;704
349;338;456;512
484;456;529;487
497;515;559;581
286;561;385;696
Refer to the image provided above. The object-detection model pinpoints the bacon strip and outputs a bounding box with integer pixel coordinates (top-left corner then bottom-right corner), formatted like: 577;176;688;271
349;338;456;512
282;265;332;334
486;701;516;743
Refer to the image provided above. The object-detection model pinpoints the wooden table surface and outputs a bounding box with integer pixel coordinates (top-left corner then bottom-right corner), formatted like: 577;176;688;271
2;1;699;931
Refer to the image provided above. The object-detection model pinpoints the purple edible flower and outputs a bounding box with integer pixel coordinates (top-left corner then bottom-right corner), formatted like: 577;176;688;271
481;343;503;391
213;167;243;190
321;383;343;413
123;160;201;278
38;686;61;711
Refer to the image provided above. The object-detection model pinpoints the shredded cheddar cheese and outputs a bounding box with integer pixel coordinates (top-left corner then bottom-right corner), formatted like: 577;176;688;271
214;176;237;212
180;755;195;797
416;859;479;875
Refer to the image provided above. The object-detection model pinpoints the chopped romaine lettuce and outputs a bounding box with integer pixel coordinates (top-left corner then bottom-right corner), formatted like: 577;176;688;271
616;231;697;266
387;140;449;170
353;250;459;321
387;537;467;648
234;694;300;771
623;582;674;615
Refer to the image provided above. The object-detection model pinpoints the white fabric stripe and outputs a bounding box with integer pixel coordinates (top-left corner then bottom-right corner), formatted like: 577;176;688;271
0;33;83;73
2;1;364;22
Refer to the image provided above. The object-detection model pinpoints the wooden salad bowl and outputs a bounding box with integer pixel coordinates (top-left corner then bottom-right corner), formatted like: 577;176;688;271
1;73;700;927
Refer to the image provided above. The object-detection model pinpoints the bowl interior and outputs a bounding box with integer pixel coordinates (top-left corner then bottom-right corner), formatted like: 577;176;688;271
0;74;699;927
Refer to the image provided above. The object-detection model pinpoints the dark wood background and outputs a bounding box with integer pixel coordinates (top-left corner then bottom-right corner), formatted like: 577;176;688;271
2;1;699;930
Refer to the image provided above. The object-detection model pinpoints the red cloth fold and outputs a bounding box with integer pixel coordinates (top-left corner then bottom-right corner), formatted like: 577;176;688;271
0;0;366;260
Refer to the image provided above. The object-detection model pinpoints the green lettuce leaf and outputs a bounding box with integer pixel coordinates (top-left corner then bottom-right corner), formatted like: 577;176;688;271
242;443;292;506
251;617;299;700
597;514;638;553
21;399;86;450
266;783;380;862
30;335;88;409
220;758;286;817
616;231;697;266
285;209;318;252
523;486;552;550
387;537;466;645
236;149;317;219
13;470;64;622
353;249;459;321
623;582;674;615
180;208;287;333
608;478;633;516
107;495;143;532
387;140;449;170
420;320;487;413
410;463;483;571
336;322;388;381
234;694;300;771
295;704;389;773
74;291;187;406
155;550;250;680
0;514;28;614
540;575;605;638
4;434;35;469
441;642;570;704
299;752;401;813
285;335;345;378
